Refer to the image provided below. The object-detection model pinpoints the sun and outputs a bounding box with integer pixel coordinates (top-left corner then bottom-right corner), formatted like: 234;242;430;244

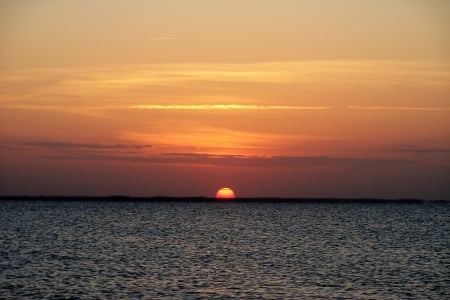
215;187;236;199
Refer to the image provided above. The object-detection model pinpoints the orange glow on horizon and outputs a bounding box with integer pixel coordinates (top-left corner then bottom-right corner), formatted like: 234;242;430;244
215;187;236;199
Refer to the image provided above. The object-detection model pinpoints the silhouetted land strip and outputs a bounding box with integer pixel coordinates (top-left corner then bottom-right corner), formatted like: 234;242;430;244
0;196;448;203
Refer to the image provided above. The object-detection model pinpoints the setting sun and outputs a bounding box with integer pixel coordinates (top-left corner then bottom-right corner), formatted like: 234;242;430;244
215;188;236;199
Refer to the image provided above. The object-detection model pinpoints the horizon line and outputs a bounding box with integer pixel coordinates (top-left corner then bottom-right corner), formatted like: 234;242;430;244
1;195;448;203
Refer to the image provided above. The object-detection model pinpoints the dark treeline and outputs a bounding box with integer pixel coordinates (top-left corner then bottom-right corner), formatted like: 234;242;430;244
0;196;448;203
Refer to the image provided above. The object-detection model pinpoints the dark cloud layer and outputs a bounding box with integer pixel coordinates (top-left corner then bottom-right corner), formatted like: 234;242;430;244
50;151;413;170
21;141;152;150
157;152;413;169
391;145;450;154
14;140;415;170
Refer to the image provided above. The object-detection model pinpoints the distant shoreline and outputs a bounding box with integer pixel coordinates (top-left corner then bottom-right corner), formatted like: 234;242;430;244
0;196;448;203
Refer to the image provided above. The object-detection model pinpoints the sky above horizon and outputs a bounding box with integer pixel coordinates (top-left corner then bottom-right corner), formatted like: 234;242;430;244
1;0;449;199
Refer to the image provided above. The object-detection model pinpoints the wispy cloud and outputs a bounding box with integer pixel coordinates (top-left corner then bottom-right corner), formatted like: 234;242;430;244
2;60;448;112
155;152;413;168
391;145;450;154
151;37;175;40
348;106;450;111
1;103;334;115
128;104;334;110
26;146;412;169
6;103;450;113
21;141;152;150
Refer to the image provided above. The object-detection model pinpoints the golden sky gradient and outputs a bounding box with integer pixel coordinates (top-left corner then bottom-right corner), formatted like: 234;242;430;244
1;0;449;198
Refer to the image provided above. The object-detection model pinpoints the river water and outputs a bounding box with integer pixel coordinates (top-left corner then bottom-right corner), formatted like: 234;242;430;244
0;200;448;299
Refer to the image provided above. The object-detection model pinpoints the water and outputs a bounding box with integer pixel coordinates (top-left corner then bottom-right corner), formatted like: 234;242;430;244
0;200;449;299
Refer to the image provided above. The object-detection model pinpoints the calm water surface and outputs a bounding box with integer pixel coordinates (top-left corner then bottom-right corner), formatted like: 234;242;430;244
0;200;449;299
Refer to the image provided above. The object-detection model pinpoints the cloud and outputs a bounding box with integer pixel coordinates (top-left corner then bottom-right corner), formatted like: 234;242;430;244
128;104;334;110
151;37;175;40
14;139;415;169
44;150;412;169
2;60;448;115
347;106;450;111
1;104;334;114
14;140;414;169
391;145;450;154
21;141;152;150
156;152;413;168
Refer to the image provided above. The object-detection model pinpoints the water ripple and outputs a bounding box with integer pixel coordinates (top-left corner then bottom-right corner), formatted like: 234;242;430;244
0;201;449;299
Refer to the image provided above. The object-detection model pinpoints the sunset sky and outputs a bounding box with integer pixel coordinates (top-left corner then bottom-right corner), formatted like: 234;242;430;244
1;0;449;199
